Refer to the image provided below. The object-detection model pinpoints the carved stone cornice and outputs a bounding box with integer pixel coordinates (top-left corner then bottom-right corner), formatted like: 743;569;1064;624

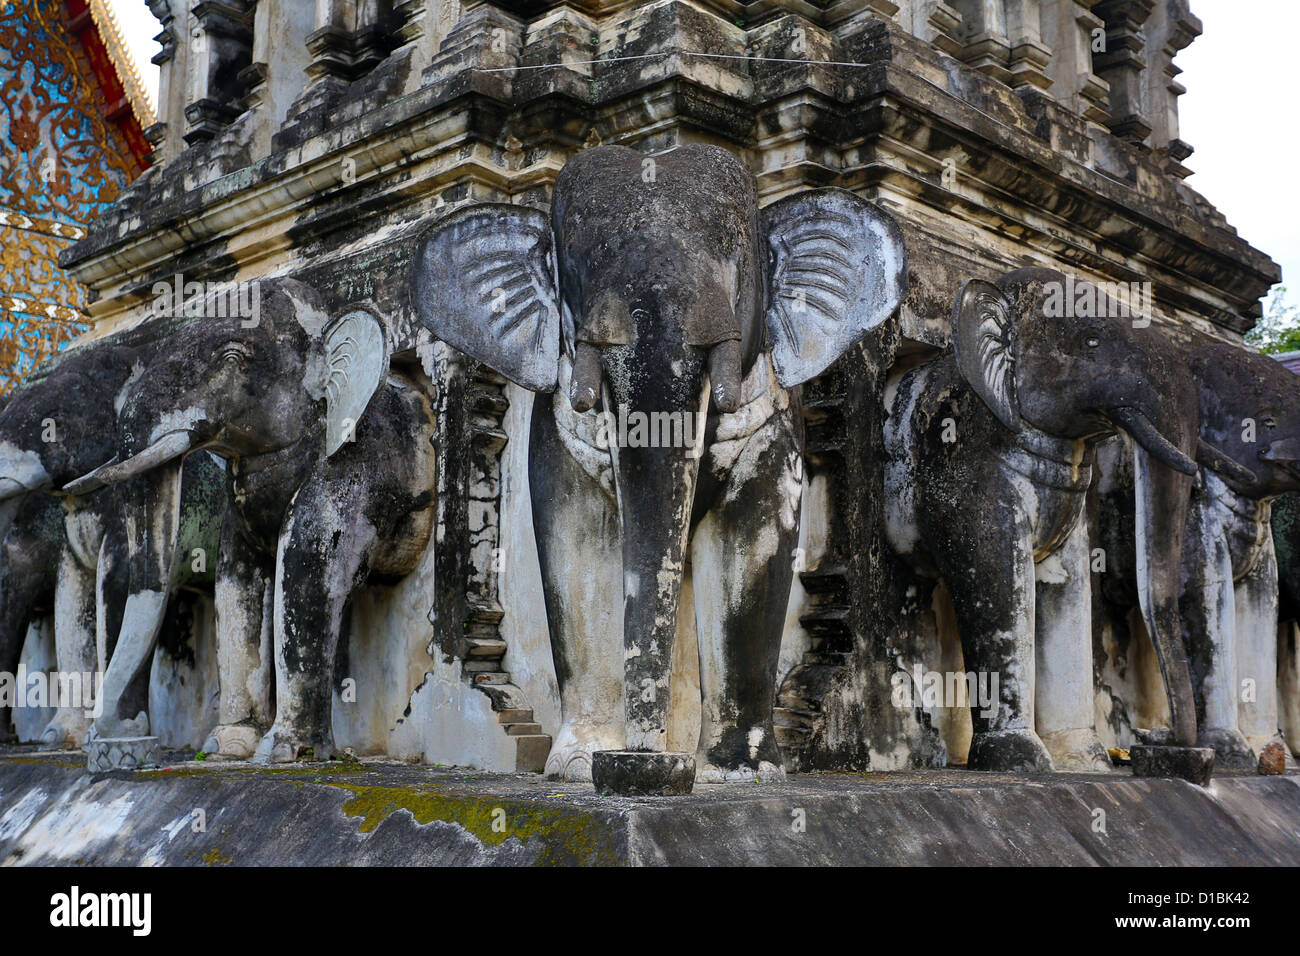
64;2;1277;339
1091;0;1156;144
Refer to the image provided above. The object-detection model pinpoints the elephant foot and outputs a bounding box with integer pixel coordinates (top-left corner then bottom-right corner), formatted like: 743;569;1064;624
695;724;786;784
1040;728;1113;772
39;711;96;751
967;729;1055;773
88;710;150;746
0;721;16;746
1196;728;1256;771
544;723;623;782
202;723;262;761
252;726;333;764
695;760;785;785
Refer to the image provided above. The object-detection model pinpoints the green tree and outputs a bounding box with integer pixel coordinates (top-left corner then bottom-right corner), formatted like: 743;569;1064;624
1246;285;1300;354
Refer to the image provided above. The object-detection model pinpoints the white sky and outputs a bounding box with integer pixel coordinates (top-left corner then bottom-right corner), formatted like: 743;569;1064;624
106;0;1294;307
1178;0;1298;305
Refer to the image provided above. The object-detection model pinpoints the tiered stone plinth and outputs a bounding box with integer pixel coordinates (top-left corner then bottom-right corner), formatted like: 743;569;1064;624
86;737;161;773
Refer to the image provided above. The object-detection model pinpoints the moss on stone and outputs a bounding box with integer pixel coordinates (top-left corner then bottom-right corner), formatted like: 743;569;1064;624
330;782;623;865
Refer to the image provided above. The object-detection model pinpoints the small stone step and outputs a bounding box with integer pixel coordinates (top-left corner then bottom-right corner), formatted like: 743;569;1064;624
505;722;543;736
466;602;504;626
774;706;815;726
774;725;809;748
514;734;552;773
799;566;849;593
466;638;508;658
472;672;512;685
496;708;533;724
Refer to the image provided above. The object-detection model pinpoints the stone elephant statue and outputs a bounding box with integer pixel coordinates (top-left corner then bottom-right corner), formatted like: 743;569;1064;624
0;343;226;749
0;493;66;744
0;344;132;748
1272;491;1300;755
414;143;905;792
71;278;437;764
1148;335;1300;767
884;268;1201;772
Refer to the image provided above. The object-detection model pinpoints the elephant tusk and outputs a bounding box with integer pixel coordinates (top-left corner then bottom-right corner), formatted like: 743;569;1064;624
0;452;51;500
64;431;194;496
62;458;118;497
1110;407;1197;476
1196;438;1258;488
708;339;742;413
570;342;603;413
0;477;27;501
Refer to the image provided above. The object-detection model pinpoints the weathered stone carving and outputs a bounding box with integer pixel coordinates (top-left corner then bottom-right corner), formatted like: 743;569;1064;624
414;144;904;793
884;267;1201;772
0;345;141;750
70;279;437;764
0;344;225;753
1273;492;1300;755
13;0;1284;799
1100;337;1300;769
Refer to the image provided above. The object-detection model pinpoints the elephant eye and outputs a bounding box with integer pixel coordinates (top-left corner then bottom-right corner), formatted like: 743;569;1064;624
1264;417;1277;429
1086;336;1100;348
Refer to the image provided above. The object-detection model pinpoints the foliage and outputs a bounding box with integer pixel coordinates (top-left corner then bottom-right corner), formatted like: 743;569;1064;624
1246;286;1300;354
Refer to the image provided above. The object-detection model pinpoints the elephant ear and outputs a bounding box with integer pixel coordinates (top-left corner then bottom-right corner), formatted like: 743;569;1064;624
412;204;560;392
322;309;387;457
763;188;906;387
952;278;1020;433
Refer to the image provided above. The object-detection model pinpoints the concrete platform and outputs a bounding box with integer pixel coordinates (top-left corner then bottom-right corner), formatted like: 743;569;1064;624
0;749;1297;865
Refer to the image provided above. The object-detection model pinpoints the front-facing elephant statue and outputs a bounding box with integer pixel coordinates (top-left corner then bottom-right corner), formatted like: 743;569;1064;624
884;268;1201;772
414;144;905;790
71;279;437;763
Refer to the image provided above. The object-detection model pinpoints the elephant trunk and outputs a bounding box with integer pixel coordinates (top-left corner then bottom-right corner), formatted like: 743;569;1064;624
616;435;701;751
608;335;710;751
1133;440;1198;747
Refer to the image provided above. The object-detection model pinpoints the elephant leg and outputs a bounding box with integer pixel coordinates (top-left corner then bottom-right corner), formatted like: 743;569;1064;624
1034;516;1111;771
1279;621;1300;758
254;490;375;764
91;466;184;742
690;417;800;783
95;527;144;730
1182;498;1255;768
44;547;99;749
0;568;24;743
529;391;624;781
926;495;1052;772
1236;527;1285;757
203;520;273;760
0;521;49;742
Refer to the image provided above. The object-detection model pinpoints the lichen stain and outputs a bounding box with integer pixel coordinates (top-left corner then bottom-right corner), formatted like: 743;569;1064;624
330;783;622;866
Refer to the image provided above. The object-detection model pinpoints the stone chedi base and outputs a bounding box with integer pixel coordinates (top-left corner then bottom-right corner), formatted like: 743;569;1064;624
85;736;160;773
4;754;1299;866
